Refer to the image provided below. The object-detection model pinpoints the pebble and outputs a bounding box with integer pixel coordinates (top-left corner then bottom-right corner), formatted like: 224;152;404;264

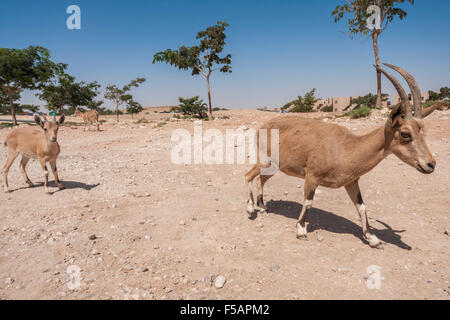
89;234;97;240
5;277;14;285
214;275;226;289
204;273;214;287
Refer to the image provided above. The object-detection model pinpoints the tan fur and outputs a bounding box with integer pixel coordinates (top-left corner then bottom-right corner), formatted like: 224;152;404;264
246;65;439;248
74;108;100;131
2;115;65;194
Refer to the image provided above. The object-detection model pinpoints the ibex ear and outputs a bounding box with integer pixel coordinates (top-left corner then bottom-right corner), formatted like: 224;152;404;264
388;104;405;127
57;114;65;125
34;115;44;128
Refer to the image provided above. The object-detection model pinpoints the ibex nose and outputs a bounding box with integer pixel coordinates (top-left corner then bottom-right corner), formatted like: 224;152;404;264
427;161;436;172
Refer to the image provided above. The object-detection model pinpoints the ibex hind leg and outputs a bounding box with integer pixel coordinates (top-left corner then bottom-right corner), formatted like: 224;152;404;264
255;174;273;215
296;177;319;240
2;150;19;193
245;164;260;218
19;156;33;187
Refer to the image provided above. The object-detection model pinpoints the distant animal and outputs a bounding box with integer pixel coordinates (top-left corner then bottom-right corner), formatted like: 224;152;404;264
245;63;441;248
74;108;100;131
2;115;65;194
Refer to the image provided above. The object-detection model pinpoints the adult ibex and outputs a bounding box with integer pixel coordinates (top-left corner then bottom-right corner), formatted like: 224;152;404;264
2;115;65;194
74;108;100;131
245;63;440;248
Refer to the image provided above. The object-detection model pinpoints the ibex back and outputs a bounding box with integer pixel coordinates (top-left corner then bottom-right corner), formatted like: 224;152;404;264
2;115;65;194
245;63;439;248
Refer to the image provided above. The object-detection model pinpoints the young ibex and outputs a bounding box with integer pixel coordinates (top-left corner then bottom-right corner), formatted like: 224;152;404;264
2;115;65;194
245;63;439;248
74;108;100;131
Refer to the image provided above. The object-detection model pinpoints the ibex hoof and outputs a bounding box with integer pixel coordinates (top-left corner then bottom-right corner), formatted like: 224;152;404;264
246;201;254;215
296;234;308;241
366;234;383;249
57;185;65;190
4;189;10;193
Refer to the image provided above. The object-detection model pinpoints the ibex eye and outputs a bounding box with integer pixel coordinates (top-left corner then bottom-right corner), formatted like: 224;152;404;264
401;132;411;139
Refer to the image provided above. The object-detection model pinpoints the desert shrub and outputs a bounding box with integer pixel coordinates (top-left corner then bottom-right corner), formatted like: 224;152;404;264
283;89;319;113
351;93;388;110
342;105;372;119
174;96;208;119
320;105;333;112
0;123;13;129
155;121;167;128
60;121;82;126
136;118;148;124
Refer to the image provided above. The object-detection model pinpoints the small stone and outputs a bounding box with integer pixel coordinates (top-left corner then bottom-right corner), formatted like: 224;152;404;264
111;204;117;208
256;223;264;228
204;273;214;287
179;220;186;226
284;191;289;195
89;234;97;240
5;277;14;285
317;234;324;242
444;229;449;236
214;275;226;289
153;244;159;249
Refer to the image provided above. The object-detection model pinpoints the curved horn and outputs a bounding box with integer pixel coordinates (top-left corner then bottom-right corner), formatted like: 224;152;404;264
374;65;412;119
383;63;422;118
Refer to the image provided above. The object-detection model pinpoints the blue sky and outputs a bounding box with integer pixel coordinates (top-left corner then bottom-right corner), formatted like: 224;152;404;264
1;0;449;110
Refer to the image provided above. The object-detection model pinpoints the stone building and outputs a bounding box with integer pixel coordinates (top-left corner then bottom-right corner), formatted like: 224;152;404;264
394;92;430;105
314;96;389;113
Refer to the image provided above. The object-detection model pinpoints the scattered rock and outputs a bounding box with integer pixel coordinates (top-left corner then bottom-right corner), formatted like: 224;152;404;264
214;275;226;289
89;234;97;240
5;277;14;285
204;273;214;287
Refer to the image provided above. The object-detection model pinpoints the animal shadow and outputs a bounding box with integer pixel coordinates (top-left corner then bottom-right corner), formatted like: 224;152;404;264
265;200;411;250
9;181;100;193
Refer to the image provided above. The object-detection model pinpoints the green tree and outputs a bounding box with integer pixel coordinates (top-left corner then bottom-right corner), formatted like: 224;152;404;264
173;96;208;119
126;101;144;119
39;74;102;115
332;0;414;109
283;89;319;113
0;46;66;125
0;88;39;115
104;78;146;122
351;92;388;109
153;21;232;118
428;87;449;101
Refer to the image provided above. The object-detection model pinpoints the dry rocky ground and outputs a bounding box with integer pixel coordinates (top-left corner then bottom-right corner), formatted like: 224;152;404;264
0;108;449;300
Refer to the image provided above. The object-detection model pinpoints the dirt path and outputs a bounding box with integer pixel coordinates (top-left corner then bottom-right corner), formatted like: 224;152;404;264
0;110;449;299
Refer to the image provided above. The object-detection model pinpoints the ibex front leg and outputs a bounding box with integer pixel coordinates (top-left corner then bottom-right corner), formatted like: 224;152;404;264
50;161;64;190
40;159;51;194
345;180;383;249
296;177;318;240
